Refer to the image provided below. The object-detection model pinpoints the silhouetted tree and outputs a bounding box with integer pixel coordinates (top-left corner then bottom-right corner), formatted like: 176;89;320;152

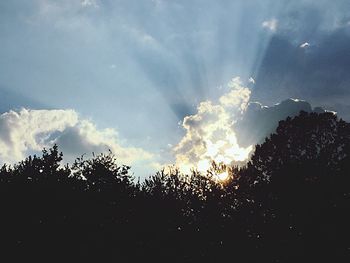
0;112;348;262
235;111;350;262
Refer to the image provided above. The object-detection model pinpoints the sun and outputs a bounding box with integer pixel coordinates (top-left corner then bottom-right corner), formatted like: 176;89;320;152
216;171;229;181
195;159;232;182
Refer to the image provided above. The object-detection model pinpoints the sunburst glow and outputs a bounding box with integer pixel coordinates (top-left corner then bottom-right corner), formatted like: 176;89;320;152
174;78;254;174
216;171;229;181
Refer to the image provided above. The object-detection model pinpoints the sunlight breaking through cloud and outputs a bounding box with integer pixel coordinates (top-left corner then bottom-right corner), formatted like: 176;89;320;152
174;77;254;174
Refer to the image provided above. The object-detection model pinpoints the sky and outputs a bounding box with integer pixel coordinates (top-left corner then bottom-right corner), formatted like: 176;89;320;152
0;0;350;177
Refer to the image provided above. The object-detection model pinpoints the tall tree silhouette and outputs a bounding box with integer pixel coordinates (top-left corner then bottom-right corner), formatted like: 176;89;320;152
236;111;350;262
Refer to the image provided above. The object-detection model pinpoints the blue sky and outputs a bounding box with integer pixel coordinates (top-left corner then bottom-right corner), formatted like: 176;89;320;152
1;0;350;177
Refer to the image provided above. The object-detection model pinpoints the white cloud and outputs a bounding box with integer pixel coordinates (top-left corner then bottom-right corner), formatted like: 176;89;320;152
219;77;251;113
172;77;326;174
0;109;78;162
173;77;253;174
300;42;310;48
0;109;153;169
0;96;328;178
81;0;98;8
262;18;278;32
248;77;256;84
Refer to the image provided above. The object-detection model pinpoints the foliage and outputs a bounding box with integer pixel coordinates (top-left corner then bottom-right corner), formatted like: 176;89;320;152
0;111;348;262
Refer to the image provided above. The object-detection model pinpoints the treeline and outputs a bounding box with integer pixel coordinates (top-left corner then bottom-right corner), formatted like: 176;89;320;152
0;111;349;262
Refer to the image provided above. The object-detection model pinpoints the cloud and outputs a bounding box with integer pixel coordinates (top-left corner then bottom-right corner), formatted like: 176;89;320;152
235;98;323;147
173;77;326;174
81;0;98;8
174;77;253;174
262;18;278;32
300;42;310;48
0;96;326;177
55;120;153;164
27;0;100;31
218;77;251;113
252;29;350;120
248;77;256;84
0;109;77;162
121;25;159;48
0;108;153;169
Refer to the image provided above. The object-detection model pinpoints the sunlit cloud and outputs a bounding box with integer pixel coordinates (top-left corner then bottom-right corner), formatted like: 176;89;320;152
0;109;78;162
0;109;154;171
219;77;251;113
174;77;253;174
2;0;350;178
172;76;326;175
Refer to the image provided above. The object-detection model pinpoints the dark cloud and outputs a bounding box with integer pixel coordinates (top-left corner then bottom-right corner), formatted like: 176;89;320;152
252;27;350;120
236;99;323;147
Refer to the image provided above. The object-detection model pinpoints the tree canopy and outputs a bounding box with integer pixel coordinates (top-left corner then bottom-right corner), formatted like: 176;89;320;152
0;111;348;262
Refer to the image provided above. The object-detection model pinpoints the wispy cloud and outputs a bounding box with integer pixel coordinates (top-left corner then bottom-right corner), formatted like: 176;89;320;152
248;77;256;84
300;42;310;48
81;0;98;8
262;18;278;32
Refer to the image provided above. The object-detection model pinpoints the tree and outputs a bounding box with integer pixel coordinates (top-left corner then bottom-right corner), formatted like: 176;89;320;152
0;112;348;262
234;111;350;262
246;111;350;182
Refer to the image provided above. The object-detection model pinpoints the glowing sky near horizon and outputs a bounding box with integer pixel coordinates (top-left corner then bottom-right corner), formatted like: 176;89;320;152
1;0;350;176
